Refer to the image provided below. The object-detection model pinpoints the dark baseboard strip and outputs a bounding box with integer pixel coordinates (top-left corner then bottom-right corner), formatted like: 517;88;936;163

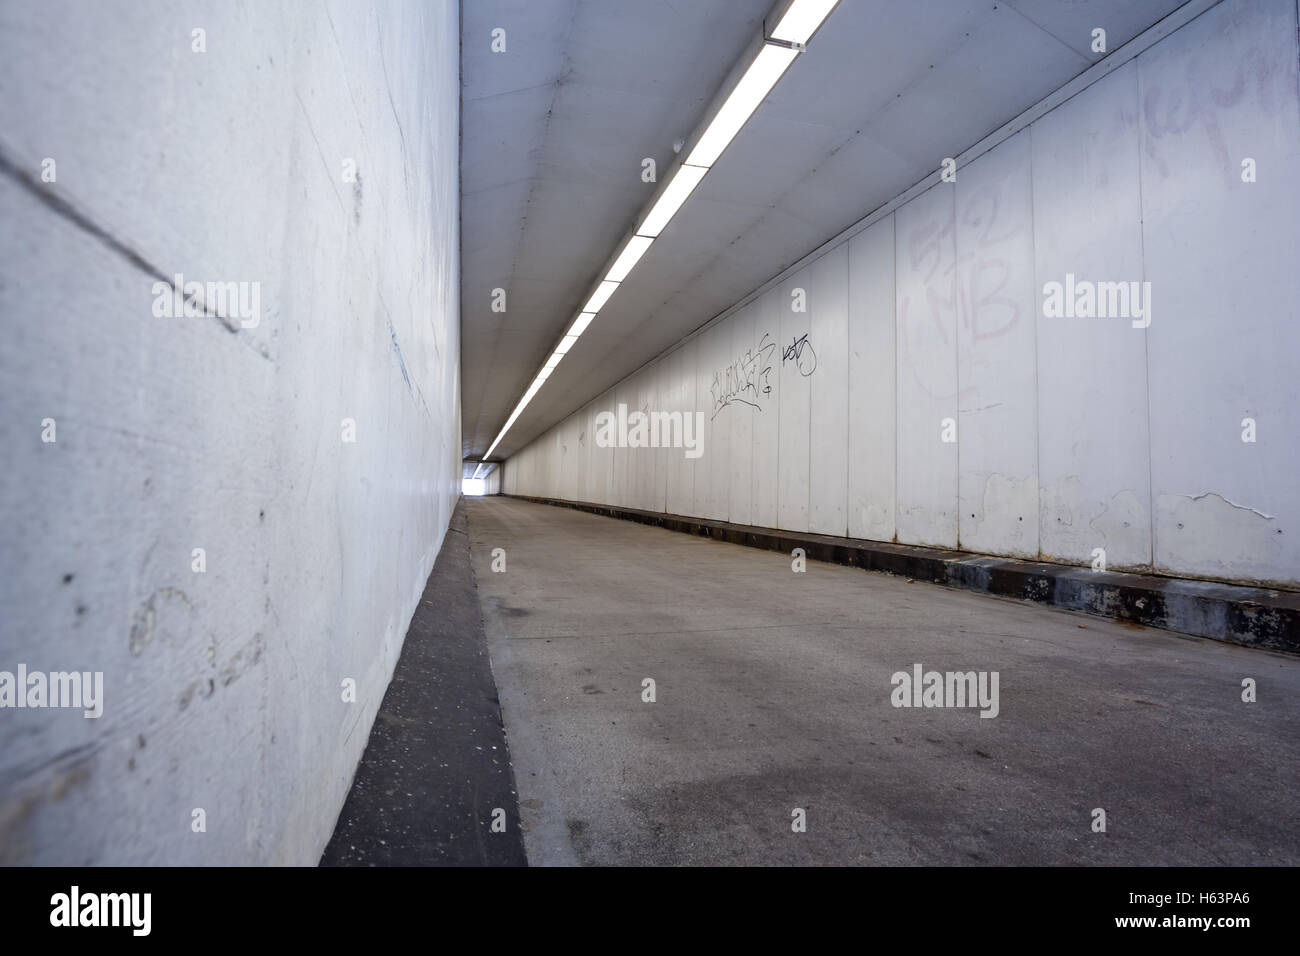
503;494;1300;656
321;499;527;866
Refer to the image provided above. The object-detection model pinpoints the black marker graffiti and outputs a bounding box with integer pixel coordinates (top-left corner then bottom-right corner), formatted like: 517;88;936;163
782;333;817;376
711;332;779;419
710;331;818;419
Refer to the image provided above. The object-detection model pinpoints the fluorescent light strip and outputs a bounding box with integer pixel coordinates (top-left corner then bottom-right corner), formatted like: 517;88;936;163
769;0;840;44
636;163;708;238
605;235;654;283
483;375;545;461
684;43;799;168
582;280;620;314
478;15;828;473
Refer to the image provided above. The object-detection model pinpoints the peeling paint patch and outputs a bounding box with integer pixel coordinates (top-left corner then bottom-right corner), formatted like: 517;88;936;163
1039;475;1082;532
219;632;265;687
962;473;1037;557
1089;489;1146;547
1041;478;1149;569
129;588;193;656
178;633;265;710
1156;492;1285;585
0;755;94;865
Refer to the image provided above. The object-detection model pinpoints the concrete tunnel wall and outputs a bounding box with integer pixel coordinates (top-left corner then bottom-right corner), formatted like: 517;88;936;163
0;2;461;863
505;0;1300;590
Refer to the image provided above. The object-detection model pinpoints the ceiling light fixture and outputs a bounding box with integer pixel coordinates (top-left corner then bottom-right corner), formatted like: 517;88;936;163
635;163;709;237
684;43;800;168
768;0;840;45
568;312;596;337
581;280;621;315
475;1;841;476
605;235;655;282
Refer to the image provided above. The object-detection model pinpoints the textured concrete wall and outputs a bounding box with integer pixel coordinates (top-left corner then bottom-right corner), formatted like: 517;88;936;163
0;1;461;863
505;0;1300;590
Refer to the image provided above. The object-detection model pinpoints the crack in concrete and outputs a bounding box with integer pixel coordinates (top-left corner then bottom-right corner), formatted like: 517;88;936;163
0;143;273;359
1186;492;1276;521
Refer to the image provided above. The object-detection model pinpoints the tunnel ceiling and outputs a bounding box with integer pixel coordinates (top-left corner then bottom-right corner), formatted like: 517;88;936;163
460;0;1187;464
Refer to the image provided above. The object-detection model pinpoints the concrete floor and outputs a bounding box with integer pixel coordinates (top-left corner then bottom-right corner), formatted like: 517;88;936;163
466;496;1300;866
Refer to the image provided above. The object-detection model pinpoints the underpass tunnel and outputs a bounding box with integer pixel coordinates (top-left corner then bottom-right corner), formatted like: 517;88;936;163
1;0;1298;872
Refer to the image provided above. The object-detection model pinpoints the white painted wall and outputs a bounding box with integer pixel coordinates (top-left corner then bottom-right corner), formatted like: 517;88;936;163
0;1;461;863
506;0;1300;590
